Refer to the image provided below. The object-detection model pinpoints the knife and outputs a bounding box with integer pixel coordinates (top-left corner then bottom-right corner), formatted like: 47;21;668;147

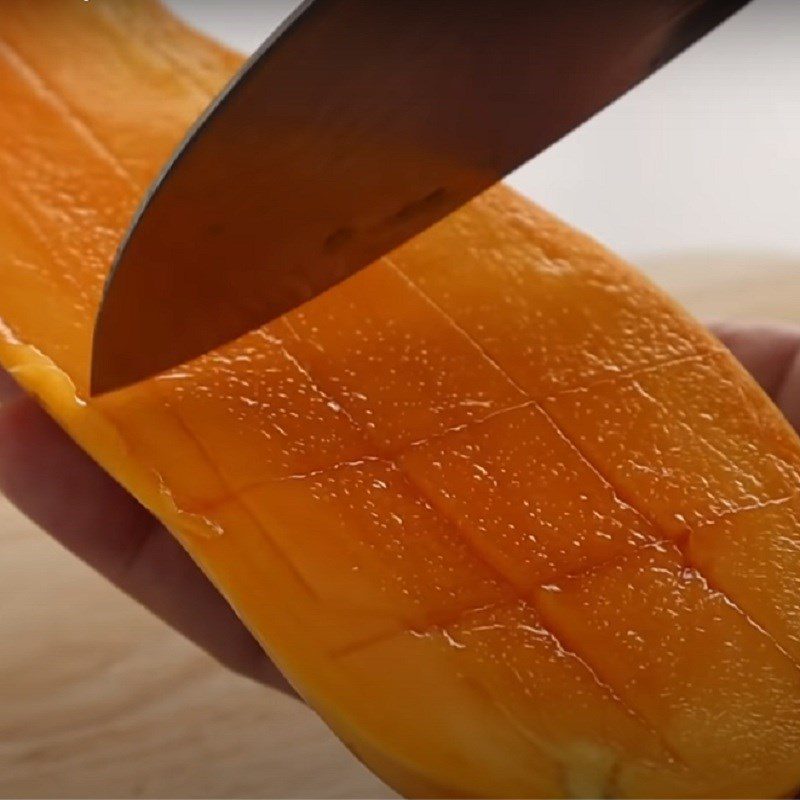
91;0;749;395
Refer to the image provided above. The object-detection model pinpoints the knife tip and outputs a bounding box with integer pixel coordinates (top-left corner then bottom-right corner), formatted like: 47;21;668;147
89;297;155;397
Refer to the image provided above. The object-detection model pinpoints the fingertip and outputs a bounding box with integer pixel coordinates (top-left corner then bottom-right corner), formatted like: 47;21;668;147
707;321;800;400
775;346;800;435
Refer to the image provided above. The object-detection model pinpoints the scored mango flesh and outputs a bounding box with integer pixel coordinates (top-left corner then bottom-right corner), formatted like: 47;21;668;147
2;2;800;797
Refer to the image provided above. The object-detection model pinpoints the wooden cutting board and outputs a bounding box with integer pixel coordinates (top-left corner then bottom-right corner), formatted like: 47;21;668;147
0;252;797;799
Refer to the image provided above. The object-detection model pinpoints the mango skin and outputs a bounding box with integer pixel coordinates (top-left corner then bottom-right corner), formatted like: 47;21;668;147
2;2;800;797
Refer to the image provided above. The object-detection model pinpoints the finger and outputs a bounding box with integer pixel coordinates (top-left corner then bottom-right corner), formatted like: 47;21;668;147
0;368;22;405
0;396;291;693
708;321;800;401
708;320;800;433
775;348;800;435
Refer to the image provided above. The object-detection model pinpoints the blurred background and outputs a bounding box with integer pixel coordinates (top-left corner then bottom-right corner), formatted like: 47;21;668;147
1;1;798;797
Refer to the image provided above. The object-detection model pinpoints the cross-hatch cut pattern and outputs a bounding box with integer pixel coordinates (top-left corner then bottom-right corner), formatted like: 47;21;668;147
542;351;717;400
136;254;667;732
92;5;218;99
706;492;797;523
0;190;76;295
168;252;699;747
389;264;800;675
0;37;138;189
168;348;733;512
150;379;322;601
8;16;800;769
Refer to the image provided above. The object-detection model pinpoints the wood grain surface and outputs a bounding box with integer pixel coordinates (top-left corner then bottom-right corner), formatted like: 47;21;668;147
0;252;797;799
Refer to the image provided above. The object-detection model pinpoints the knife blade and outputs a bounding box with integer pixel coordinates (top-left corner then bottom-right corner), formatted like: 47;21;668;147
91;0;749;394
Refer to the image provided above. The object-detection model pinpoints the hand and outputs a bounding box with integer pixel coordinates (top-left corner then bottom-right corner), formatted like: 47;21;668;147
1;321;799;692
0;369;291;694
708;321;800;432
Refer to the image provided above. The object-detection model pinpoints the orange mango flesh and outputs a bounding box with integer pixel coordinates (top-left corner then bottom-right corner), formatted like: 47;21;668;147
2;3;800;797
